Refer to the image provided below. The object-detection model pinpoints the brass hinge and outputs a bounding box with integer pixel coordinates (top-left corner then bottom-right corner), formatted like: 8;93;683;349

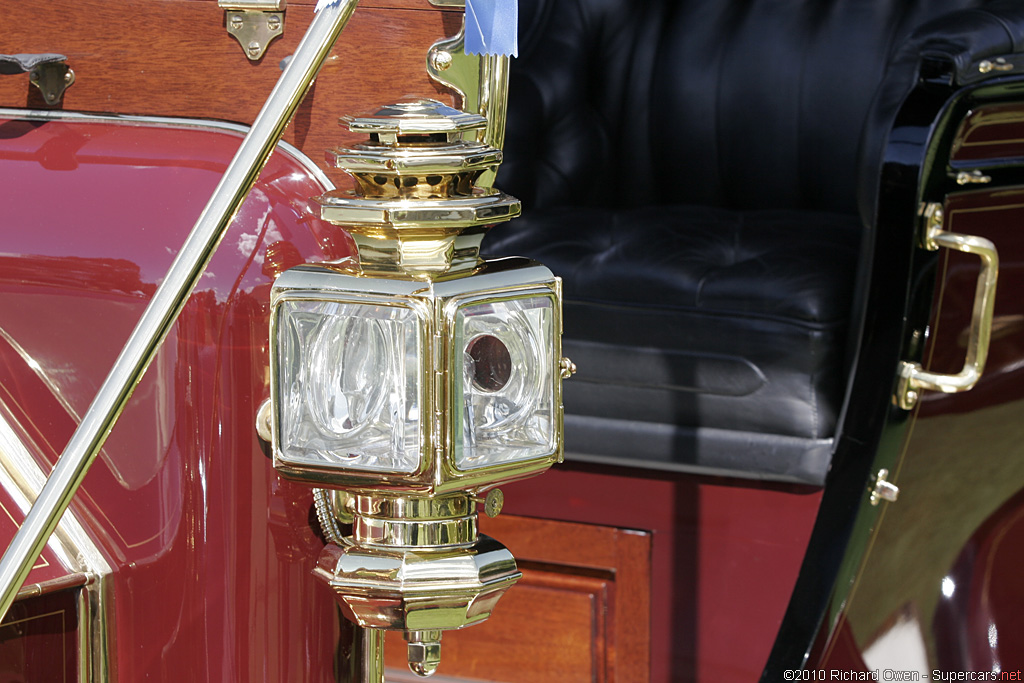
978;57;1014;74
955;169;992;185
0;54;75;105
219;0;287;61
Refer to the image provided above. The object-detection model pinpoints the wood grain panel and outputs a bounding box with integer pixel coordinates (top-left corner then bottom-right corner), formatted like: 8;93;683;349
0;0;463;187
383;515;652;682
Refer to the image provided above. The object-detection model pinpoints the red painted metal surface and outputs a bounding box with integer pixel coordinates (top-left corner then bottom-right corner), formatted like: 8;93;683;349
0;113;354;680
935;488;1024;673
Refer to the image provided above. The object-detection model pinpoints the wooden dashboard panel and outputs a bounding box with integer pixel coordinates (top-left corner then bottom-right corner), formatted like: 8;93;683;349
0;0;462;187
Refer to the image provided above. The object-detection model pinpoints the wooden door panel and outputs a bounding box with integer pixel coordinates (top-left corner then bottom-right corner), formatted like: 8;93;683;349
384;515;652;682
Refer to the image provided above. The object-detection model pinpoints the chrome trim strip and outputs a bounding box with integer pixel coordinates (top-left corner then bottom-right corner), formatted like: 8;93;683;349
0;0;359;623
0;108;336;192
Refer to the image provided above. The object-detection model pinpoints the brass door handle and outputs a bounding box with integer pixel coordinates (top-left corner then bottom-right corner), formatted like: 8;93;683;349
897;203;999;410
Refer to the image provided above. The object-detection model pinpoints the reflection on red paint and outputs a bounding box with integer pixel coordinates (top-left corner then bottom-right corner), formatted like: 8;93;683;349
934;489;1024;674
0;115;354;680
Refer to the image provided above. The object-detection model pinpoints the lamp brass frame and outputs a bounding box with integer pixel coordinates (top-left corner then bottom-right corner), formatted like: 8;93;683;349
269;259;564;496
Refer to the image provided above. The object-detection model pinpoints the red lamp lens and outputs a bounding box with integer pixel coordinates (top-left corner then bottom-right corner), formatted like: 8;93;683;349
467;334;511;392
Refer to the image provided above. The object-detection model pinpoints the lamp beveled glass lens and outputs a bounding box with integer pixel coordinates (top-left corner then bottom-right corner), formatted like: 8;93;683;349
453;294;556;470
276;299;422;473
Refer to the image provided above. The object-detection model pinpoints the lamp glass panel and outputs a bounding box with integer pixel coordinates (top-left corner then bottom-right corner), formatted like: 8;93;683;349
453;294;555;470
276;299;421;473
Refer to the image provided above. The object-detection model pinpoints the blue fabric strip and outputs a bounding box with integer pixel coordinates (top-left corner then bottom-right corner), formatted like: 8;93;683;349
465;0;518;58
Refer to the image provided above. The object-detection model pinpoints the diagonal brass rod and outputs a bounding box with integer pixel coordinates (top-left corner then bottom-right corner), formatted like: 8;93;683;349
0;0;360;621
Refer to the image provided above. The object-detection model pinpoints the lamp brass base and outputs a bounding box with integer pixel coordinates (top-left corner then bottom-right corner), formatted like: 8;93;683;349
314;530;520;678
314;534;520;632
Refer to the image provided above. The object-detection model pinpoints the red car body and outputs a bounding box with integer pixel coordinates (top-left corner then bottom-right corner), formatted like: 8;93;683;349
1;1;1024;681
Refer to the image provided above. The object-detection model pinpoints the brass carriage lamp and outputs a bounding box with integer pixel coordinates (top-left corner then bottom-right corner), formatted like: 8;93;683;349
264;99;571;678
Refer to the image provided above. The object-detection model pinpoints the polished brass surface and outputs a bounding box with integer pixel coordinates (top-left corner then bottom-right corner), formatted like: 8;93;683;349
311;483;520;675
314;534;521;631
355;515;477;547
482;488;503;518
955;169;993;185
317;99;520;275
255;397;274;442
314;489;347;545
426;26;510;189
219;0;287;60
430;49;454;73
350;493;477;548
354;493;472;519
28;61;74;106
287;34;569;675
342;100;487;139
360;628;386;683
319;194;517;229
292;58;556;679
869;468;900;506
332;489;357;523
897;203;999;409
0;0;360;625
979;57;1014;74
406;630;442;677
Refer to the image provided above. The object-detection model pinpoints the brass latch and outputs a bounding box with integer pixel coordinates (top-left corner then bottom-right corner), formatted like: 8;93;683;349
870;469;900;506
979;57;1014;74
218;0;286;61
0;54;75;105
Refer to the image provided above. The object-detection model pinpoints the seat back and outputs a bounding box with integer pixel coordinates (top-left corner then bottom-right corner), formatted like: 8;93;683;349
500;0;988;214
488;0;1019;484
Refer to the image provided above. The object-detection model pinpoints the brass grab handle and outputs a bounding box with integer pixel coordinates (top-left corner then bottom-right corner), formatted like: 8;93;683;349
897;203;999;410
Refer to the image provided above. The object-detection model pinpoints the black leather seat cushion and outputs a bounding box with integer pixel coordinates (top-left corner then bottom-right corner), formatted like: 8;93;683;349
487;206;861;483
485;0;1024;484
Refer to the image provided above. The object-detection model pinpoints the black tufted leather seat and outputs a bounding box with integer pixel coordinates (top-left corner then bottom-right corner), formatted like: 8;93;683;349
485;0;1024;484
